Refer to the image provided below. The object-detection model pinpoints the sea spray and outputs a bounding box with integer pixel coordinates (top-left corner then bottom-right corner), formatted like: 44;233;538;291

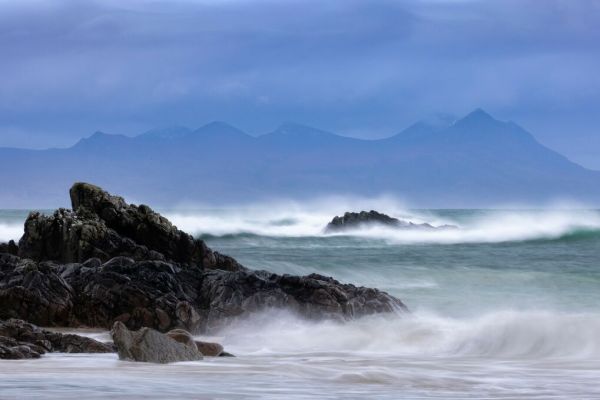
216;309;600;359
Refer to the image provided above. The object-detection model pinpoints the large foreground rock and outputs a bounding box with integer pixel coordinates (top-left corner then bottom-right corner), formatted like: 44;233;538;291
112;321;203;363
0;318;113;359
1;254;406;332
1;183;407;333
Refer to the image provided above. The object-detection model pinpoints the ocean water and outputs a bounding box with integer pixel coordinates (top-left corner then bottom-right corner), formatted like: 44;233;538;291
1;202;600;399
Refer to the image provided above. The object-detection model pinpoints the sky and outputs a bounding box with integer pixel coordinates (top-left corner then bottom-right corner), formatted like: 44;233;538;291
0;0;599;168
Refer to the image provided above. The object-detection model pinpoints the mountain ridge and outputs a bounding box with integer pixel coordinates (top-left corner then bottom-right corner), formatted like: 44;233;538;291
1;109;598;208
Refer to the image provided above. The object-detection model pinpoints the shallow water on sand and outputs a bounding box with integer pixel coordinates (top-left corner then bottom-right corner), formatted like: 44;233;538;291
1;206;600;399
2;351;600;399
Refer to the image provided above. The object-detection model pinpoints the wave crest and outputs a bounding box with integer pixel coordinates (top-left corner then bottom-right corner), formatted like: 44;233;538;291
218;310;600;359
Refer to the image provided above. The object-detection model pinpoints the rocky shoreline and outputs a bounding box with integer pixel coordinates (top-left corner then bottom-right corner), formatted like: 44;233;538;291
0;183;407;361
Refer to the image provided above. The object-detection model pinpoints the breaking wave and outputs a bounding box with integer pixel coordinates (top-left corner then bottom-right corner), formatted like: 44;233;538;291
163;200;600;244
219;309;600;360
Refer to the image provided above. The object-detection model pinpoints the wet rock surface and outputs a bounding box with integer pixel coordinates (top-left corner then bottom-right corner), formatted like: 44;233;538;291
18;183;243;272
166;328;227;357
0;240;18;256
112;321;203;363
1;183;407;335
0;318;113;359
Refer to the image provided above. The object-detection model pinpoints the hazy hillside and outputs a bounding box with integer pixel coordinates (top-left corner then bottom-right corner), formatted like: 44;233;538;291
1;109;599;208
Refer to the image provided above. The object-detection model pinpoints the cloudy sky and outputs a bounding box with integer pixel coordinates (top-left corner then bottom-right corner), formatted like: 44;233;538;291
1;0;599;167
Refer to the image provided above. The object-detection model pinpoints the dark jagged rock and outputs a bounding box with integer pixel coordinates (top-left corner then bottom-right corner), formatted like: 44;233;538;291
2;183;407;334
0;318;113;359
0;240;18;255
1;253;406;332
111;321;203;363
18;182;243;272
0;255;74;326
325;210;453;232
198;270;406;330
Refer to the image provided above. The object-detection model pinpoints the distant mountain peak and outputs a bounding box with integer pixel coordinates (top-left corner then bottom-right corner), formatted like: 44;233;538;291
90;130;109;138
72;131;129;149
268;122;338;138
192;121;250;139
139;126;191;139
80;131;124;142
202;121;238;130
459;108;497;124
419;113;457;129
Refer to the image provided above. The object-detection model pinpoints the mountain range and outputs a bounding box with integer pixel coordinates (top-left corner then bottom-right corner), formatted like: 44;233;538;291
1;109;599;208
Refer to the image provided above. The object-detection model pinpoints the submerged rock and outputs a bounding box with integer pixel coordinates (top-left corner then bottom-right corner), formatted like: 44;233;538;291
112;321;203;363
1;183;407;334
0;318;113;360
325;210;453;232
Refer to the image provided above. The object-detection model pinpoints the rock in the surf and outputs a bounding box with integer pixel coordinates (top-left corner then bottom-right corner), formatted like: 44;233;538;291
166;328;227;356
0;318;113;360
195;340;225;357
325;210;453;232
165;328;197;348
111;321;203;363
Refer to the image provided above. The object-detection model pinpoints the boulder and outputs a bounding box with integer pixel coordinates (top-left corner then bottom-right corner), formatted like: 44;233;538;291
0;318;113;359
166;328;197;348
111;321;203;363
195;341;224;357
325;210;453;232
166;328;227;356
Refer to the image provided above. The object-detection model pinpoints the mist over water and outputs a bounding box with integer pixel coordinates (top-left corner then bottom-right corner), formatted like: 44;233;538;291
2;200;600;398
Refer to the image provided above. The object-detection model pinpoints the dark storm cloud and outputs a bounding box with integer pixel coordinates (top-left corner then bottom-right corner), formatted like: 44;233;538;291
0;0;599;167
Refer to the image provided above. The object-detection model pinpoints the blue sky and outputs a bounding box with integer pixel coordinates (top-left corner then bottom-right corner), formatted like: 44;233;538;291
1;0;599;168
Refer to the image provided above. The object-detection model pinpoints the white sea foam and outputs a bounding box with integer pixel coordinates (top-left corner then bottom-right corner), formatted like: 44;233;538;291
163;198;600;244
218;309;600;360
0;222;23;242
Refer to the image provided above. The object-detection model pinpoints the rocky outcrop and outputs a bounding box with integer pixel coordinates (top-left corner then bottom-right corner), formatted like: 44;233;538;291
0;254;74;326
0;318;113;359
111;321;203;363
1;183;407;334
18;182;243;272
325;210;453;232
1;253;406;332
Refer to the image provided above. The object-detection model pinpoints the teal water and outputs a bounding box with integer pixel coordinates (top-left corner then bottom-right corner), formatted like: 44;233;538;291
2;206;600;399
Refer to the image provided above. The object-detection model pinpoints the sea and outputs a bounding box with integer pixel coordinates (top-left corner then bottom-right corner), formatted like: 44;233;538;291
1;199;600;399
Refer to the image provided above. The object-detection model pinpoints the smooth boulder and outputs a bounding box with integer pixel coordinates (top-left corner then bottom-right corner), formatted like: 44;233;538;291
166;328;227;357
111;321;203;363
